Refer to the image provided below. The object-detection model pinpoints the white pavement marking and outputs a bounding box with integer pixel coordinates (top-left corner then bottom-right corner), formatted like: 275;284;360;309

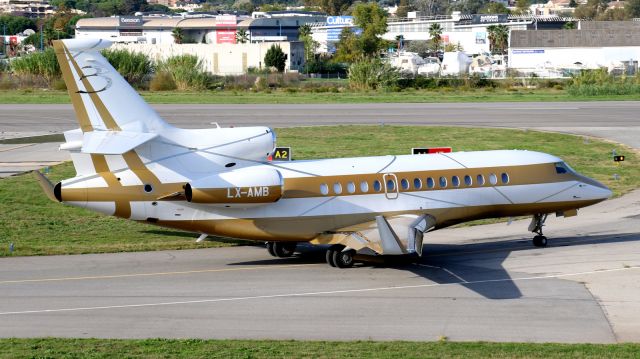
0;263;318;285
414;263;469;283
1;266;637;316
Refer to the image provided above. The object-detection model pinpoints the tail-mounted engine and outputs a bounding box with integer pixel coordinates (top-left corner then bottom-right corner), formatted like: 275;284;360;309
185;167;283;206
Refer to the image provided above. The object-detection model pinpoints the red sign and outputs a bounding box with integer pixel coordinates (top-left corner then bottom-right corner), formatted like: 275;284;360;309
412;147;452;154
216;30;236;44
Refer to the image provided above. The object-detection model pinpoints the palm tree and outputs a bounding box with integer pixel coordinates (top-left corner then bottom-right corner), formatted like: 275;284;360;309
172;27;184;44
487;24;509;55
298;24;312;39
236;28;249;44
428;23;442;53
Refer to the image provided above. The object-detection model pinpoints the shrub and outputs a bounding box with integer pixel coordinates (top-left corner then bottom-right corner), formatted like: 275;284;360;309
264;44;287;72
567;69;640;96
348;58;400;90
158;55;211;91
149;71;177;91
10;48;60;82
101;49;153;87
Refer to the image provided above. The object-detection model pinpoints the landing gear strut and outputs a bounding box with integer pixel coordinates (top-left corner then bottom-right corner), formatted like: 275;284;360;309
266;242;297;258
529;213;548;247
326;244;356;268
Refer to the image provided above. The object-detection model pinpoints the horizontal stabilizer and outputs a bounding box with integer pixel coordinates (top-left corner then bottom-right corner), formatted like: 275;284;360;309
81;131;158;155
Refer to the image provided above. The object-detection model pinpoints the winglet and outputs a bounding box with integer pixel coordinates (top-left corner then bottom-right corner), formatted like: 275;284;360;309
33;171;60;202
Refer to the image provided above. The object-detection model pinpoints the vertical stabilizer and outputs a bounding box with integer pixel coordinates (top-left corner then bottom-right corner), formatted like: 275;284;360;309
53;38;170;133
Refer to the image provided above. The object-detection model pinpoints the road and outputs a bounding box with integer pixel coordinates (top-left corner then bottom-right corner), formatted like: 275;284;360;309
0;101;638;342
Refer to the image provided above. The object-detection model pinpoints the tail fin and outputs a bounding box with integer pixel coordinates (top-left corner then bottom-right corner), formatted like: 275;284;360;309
52;38;169;134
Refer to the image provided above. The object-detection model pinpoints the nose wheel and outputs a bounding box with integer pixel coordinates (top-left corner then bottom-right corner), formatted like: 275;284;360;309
533;235;548;247
529;213;549;247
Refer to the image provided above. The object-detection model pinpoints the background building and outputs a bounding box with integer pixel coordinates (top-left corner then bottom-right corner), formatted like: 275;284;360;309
509;21;640;73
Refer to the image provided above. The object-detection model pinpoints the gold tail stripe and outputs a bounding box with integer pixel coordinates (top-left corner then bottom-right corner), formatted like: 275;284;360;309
52;41;93;133
63;43;121;131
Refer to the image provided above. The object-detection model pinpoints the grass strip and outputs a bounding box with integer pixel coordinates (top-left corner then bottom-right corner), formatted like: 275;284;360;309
1;338;639;358
2;89;640;104
1;126;637;257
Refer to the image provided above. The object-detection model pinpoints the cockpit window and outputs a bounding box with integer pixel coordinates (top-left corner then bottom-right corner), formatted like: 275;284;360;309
555;162;573;174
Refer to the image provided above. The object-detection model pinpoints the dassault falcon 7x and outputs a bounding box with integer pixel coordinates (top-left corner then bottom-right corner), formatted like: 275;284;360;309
37;39;612;268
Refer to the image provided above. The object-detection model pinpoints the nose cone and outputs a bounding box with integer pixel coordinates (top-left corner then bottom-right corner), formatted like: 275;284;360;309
578;174;612;202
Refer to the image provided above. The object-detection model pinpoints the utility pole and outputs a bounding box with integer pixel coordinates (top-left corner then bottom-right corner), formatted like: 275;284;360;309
40;23;43;51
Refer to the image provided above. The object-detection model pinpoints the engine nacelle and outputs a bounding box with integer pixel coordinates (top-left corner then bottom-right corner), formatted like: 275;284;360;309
185;167;283;205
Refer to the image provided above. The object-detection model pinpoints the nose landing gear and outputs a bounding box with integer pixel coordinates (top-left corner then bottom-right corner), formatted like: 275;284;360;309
529;213;548;247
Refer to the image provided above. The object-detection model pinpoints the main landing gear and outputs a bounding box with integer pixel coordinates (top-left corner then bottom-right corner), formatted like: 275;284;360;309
529;213;549;247
266;242;297;258
326;244;356;268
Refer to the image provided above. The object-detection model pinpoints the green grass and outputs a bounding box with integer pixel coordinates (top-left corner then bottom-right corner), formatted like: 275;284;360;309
2;88;640;104
1;338;639;358
1;126;637;257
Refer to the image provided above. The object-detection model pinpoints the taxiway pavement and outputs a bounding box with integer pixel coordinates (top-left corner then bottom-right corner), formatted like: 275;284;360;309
1;190;638;342
0;101;638;342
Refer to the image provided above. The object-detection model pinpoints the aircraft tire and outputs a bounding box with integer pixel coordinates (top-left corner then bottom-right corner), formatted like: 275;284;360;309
266;242;277;257
326;244;343;267
333;248;355;269
273;242;296;258
533;235;548;247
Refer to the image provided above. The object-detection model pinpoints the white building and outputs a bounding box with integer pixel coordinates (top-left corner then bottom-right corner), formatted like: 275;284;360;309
509;22;640;72
111;42;305;75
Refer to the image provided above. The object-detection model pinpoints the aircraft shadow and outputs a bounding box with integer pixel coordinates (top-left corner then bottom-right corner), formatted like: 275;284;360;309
228;232;639;300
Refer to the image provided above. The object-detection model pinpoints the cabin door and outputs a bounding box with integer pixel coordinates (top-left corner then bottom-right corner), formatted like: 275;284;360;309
383;173;399;200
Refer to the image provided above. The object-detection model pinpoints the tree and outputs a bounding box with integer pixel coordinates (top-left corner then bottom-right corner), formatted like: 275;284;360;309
449;0;485;14
569;0;577;7
172;27;184;44
236;28;249;44
480;2;510;14
304;0;353;15
396;0;412;18
264;44;287;72
298;24;312;38
0;15;37;35
563;21;576;29
487;24;509;55
626;0;640;18
353;2;388;57
404;40;430;57
574;0;608;18
334;27;362;63
514;0;530;15
428;23;442;53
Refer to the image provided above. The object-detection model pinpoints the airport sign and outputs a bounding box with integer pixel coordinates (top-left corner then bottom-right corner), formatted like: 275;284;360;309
119;16;143;29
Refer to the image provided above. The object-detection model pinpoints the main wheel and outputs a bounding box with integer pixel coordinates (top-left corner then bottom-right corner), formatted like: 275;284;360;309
533;235;548;247
333;248;356;268
266;242;276;257
273;242;297;258
326;244;344;267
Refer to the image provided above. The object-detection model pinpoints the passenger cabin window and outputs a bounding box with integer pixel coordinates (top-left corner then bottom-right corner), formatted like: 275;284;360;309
413;178;422;189
360;181;369;192
477;174;485;186
464;175;472;186
439;176;447;188
451;176;460;187
320;183;329;195
386;179;396;191
489;173;498;185
373;180;382;192
347;181;356;193
426;177;435;188
333;183;343;194
400;179;409;190
501;173;509;184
